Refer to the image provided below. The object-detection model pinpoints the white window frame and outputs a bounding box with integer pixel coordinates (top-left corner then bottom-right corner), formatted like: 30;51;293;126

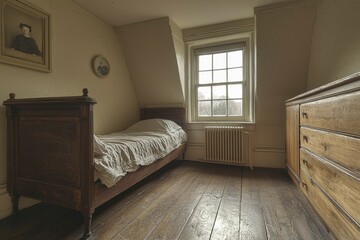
187;33;254;123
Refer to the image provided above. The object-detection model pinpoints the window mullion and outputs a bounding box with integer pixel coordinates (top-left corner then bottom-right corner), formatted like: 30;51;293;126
196;81;242;87
226;51;229;117
210;85;213;117
226;85;229;117
211;54;214;117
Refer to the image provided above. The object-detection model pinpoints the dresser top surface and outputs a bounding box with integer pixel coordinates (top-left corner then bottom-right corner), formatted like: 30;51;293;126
286;72;360;106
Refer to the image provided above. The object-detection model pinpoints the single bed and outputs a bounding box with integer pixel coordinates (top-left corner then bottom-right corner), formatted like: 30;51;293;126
3;89;187;239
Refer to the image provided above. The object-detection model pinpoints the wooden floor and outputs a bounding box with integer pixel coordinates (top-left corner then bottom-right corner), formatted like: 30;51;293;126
0;161;334;240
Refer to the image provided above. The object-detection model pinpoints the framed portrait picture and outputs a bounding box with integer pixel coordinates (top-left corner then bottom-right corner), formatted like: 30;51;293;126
92;55;110;78
0;0;51;72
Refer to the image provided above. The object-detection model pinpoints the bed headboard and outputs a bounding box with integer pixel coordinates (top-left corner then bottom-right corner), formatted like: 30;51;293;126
140;107;186;131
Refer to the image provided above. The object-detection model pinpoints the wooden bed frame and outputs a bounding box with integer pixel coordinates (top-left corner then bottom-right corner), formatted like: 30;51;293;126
3;89;186;239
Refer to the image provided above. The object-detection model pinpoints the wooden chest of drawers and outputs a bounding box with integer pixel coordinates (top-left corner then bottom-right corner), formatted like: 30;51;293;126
285;73;360;239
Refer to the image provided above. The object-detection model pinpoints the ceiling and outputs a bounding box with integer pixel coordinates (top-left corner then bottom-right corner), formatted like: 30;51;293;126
73;0;294;29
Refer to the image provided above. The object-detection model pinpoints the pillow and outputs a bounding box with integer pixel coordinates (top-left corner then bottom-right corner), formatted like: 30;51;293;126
124;118;182;133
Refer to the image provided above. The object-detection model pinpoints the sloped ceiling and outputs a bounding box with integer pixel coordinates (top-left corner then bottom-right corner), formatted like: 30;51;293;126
74;0;295;28
116;18;185;107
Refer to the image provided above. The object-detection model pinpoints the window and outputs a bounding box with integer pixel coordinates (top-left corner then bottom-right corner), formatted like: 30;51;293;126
189;39;253;122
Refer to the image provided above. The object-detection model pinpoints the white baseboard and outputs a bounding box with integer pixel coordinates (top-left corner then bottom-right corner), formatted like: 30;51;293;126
0;184;11;219
184;143;286;168
184;143;204;161
253;151;286;168
0;184;40;220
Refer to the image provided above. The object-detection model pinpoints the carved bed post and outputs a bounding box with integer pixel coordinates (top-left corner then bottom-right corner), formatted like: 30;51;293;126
11;194;19;215
83;213;92;239
5;93;19;215
80;88;95;239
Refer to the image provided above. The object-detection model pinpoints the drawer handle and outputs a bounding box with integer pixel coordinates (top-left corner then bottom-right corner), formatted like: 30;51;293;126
302;159;308;167
301;182;308;191
301;112;308;119
303;135;308;143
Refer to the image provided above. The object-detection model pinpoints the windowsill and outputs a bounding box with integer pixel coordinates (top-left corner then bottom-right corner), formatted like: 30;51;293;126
187;121;255;130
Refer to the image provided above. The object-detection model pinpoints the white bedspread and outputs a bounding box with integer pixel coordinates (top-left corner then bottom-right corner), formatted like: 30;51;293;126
93;120;187;188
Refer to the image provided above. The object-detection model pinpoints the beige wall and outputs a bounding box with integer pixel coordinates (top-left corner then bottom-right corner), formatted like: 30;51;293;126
183;2;316;168
307;0;360;89
0;0;139;218
254;1;316;167
116;18;184;108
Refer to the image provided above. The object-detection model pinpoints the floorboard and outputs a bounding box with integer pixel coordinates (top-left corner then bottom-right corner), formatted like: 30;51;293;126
0;161;334;240
210;167;242;240
256;169;299;239
240;167;267;240
92;162;195;240
178;167;228;240
146;164;212;240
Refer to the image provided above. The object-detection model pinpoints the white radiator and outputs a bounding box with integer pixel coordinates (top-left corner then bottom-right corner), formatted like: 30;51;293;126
205;126;245;165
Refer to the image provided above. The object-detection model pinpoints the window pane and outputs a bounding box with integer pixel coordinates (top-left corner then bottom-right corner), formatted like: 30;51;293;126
213;85;226;99
228;68;243;82
213;100;227;116
228;100;242;116
228;50;243;68
198;86;211;100
213;53;226;69
198;101;211;116
228;84;243;99
199;55;212;70
213;70;226;83
199;71;212;84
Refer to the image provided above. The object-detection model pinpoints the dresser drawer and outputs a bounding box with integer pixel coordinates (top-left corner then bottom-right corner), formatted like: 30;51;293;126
300;170;360;240
300;148;360;225
300;127;360;174
300;91;360;135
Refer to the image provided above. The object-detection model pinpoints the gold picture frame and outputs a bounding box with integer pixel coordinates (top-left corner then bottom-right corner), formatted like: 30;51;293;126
0;0;51;72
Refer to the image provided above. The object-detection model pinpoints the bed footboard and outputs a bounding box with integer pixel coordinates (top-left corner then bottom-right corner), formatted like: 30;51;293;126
3;89;97;226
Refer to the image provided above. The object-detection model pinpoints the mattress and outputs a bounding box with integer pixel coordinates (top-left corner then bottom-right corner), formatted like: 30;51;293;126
93;119;187;187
